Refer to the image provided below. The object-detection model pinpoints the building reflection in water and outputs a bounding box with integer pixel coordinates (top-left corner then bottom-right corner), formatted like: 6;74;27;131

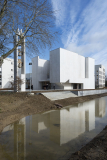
31;97;106;145
14;118;26;160
1;118;26;160
95;97;106;117
32;100;96;145
0;97;106;159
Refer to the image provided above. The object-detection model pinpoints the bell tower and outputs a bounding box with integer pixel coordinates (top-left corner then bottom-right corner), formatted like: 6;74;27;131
14;29;26;92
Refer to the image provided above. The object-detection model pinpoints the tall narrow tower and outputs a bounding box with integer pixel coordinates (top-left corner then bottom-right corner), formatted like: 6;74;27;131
14;29;26;92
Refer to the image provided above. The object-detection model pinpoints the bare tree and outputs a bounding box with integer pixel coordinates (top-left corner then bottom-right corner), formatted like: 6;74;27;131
10;76;24;91
0;0;58;65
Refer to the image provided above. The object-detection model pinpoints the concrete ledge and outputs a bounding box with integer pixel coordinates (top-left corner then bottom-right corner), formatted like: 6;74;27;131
71;89;107;96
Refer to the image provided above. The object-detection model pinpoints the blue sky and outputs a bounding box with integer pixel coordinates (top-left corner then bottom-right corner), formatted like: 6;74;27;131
26;0;107;74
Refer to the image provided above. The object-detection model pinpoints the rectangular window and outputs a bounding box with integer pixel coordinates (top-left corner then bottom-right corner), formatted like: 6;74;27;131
99;84;103;87
99;71;102;75
11;62;13;65
11;76;13;78
99;75;102;79
99;80;102;83
0;75;1;78
0;82;1;85
11;69;13;71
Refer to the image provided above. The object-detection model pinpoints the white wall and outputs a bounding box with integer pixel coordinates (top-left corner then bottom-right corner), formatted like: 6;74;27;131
32;56;50;90
95;64;105;88
84;57;95;89
32;48;95;90
50;48;60;83
59;48;85;83
32;56;39;90
50;48;95;89
38;59;50;81
2;58;14;88
0;58;22;89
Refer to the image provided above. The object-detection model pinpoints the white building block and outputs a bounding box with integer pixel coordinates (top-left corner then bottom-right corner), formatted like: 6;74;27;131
95;65;105;88
32;48;95;90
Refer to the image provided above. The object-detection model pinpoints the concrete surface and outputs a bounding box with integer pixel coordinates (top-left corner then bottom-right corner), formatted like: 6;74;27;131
42;89;107;101
41;91;77;101
71;89;107;96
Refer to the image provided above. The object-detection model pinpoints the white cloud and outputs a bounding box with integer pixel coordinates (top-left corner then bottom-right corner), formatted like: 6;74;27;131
51;0;67;27
51;0;107;73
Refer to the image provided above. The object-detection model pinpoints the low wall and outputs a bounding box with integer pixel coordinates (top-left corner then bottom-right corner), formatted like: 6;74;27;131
71;89;107;97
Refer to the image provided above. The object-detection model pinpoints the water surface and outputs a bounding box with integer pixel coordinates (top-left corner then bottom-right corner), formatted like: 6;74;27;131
0;97;107;160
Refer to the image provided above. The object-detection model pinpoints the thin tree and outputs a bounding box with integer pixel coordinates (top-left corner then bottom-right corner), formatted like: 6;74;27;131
10;76;24;91
0;0;58;66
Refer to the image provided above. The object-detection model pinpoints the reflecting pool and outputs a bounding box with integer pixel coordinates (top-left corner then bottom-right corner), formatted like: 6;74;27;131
0;97;107;160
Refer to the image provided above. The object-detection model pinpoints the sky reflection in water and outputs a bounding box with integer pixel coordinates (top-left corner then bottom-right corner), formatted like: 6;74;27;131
0;97;107;160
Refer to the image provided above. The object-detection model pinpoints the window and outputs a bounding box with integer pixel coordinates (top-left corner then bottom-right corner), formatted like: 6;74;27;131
11;62;13;65
0;75;1;78
99;75;102;79
11;76;13;78
11;69;13;71
0;82;1;85
99;80;102;83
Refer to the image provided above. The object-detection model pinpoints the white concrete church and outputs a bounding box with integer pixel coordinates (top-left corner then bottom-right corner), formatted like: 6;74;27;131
32;48;95;90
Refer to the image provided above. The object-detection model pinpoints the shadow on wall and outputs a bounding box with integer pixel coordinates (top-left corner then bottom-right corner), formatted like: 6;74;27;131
38;60;50;81
2;81;13;89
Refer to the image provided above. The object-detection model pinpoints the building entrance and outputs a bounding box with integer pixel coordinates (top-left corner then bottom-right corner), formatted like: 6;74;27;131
41;82;51;90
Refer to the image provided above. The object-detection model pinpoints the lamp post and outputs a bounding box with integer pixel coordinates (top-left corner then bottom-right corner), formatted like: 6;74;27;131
29;63;32;93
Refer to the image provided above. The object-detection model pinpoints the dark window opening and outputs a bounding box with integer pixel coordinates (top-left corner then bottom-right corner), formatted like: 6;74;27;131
79;84;81;89
73;84;77;89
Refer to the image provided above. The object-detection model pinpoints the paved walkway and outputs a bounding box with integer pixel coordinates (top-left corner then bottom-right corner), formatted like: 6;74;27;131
41;91;77;101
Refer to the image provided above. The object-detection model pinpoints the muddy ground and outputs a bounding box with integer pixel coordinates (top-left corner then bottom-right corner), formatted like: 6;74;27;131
0;91;107;159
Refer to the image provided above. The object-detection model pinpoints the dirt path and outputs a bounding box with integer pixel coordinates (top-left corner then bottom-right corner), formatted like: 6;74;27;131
0;91;107;159
69;125;107;160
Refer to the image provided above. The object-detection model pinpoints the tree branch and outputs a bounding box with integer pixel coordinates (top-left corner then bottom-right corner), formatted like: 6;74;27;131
0;0;7;19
